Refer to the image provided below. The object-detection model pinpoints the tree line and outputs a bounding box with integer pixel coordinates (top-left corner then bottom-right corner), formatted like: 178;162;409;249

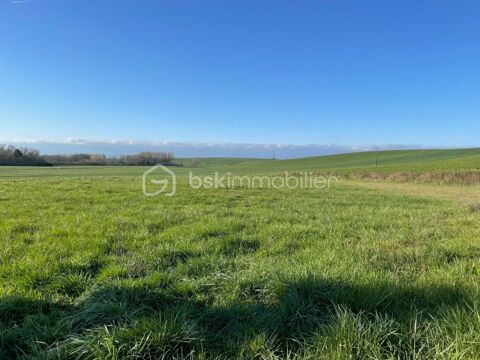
0;145;175;166
0;145;50;166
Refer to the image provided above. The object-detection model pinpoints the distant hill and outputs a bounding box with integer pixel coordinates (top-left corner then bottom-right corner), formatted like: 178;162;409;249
228;148;480;174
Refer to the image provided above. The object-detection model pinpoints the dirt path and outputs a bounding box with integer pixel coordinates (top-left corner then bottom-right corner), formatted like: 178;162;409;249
342;179;480;208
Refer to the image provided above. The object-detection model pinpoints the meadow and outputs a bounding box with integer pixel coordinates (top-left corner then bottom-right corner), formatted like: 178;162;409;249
1;149;480;359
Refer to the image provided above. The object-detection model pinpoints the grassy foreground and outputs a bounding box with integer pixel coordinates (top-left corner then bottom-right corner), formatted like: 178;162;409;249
1;151;480;359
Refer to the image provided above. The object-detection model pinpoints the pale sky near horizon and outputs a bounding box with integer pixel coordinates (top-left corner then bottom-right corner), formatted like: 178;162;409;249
1;0;479;157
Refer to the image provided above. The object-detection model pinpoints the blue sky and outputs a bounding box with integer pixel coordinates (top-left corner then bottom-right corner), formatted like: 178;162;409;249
1;0;479;157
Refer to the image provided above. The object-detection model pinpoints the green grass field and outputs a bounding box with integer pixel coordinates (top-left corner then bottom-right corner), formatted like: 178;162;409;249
1;149;480;359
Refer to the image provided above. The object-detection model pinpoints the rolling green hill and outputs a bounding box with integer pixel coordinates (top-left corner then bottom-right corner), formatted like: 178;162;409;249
232;148;480;174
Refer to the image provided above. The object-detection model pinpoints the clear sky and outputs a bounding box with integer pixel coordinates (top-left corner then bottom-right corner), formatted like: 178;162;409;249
1;0;479;156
